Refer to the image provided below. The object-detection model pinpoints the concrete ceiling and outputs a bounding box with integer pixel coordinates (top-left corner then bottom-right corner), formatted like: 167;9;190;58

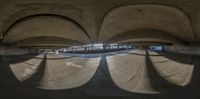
98;5;194;43
0;0;200;47
2;15;90;45
11;36;84;48
106;29;187;45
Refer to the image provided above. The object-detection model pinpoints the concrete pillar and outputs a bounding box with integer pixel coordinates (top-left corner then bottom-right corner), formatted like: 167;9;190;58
103;43;106;51
71;47;74;52
117;44;119;49
138;45;148;50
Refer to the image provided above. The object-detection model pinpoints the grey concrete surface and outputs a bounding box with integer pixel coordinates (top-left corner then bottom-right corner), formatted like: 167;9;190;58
0;0;200;46
0;1;200;99
164;44;200;55
0;50;200;99
107;50;193;94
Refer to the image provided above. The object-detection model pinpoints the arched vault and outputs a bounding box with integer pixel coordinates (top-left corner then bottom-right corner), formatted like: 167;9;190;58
1;15;91;47
106;29;187;45
10;36;83;48
98;4;194;44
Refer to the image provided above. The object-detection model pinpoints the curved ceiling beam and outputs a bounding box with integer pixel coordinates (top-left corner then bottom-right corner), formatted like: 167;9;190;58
98;4;194;43
106;29;187;45
1;14;91;45
8;36;83;48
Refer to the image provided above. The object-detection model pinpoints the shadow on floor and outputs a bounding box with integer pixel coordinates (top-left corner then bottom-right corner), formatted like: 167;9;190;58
150;50;200;98
189;55;200;88
0;56;22;98
155;51;200;88
156;51;193;64
145;50;183;92
0;52;200;99
22;54;47;87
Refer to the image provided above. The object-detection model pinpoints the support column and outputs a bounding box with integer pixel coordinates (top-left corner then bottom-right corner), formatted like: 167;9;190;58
103;43;106;51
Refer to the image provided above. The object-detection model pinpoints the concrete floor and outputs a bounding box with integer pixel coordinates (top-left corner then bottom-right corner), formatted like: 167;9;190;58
0;50;200;99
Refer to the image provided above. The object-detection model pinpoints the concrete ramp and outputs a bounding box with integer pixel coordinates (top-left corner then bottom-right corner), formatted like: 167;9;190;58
107;50;193;93
0;50;199;99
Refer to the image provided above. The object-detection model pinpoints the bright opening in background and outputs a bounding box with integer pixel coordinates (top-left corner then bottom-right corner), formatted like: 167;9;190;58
28;43;134;54
86;43;103;50
149;45;163;51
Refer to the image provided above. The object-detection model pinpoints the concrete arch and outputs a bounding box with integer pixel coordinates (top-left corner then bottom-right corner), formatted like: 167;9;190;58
1;14;91;46
106;29;187;45
10;36;84;48
98;4;194;44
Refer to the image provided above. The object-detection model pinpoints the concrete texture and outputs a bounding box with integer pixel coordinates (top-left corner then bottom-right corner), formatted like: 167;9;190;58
105;30;187;44
0;0;200;46
4;53;101;89
2;15;90;46
0;50;200;99
164;44;200;55
0;0;200;99
98;5;194;43
0;46;29;55
107;50;193;94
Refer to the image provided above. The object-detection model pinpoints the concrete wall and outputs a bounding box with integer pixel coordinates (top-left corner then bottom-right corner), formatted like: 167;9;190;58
163;44;200;55
0;46;29;55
